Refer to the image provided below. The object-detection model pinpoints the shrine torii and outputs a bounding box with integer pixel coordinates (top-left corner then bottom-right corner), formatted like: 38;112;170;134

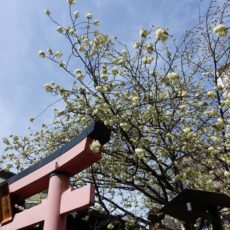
0;121;110;230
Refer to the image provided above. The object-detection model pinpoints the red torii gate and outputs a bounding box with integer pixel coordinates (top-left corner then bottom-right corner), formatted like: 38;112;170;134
0;121;110;230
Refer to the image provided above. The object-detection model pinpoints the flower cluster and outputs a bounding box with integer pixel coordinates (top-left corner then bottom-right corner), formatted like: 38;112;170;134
74;11;79;18
155;28;168;42
167;72;180;80
43;83;53;92
213;24;228;37
85;13;93;20
133;41;141;49
135;148;145;158
38;50;45;58
139;28;148;38
57;26;65;33
143;56;153;64
107;223;114;229
90;140;101;153
55;50;63;58
206;91;216;99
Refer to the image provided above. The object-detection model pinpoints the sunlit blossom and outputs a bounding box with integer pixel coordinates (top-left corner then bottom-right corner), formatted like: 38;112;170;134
217;78;224;89
183;127;191;133
204;109;217;117
120;123;129;130
216;117;224;124
145;44;154;53
96;86;103;92
85;13;93;20
135;148;145;155
167;72;179;80
74;11;79;18
38;50;45;58
117;58;125;66
57;26;65;33
122;50;128;56
55;50;63;58
132;96;139;104
94;19;100;25
107;223;114;230
90;140;101;153
143;56;153;64
213;24;228;37
155;28;168;42
206;91;216;98
139;28;148;38
111;67;119;75
43;83;53;92
133;41;141;49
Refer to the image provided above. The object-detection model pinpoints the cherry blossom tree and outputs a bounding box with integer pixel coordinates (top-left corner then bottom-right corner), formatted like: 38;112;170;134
1;0;229;228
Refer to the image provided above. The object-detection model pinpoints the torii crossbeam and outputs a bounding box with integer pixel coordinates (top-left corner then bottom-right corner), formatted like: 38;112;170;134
0;121;110;230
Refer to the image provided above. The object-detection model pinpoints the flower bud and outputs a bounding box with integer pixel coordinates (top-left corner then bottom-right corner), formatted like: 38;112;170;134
44;9;50;16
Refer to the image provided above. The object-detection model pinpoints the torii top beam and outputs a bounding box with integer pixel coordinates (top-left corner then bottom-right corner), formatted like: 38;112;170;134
3;121;110;203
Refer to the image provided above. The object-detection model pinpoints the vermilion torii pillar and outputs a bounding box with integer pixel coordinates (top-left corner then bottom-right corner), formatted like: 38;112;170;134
0;121;110;230
44;173;69;230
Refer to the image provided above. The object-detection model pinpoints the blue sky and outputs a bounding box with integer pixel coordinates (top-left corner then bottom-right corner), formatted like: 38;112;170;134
0;0;222;154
